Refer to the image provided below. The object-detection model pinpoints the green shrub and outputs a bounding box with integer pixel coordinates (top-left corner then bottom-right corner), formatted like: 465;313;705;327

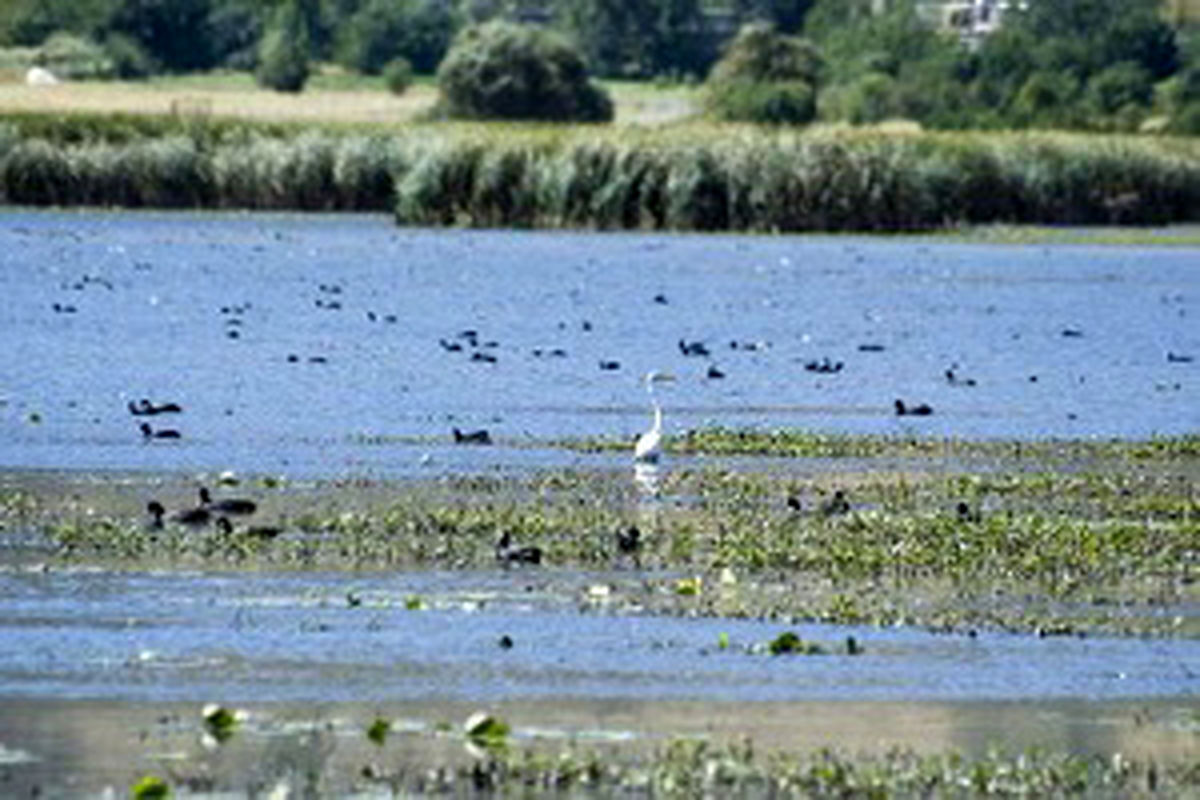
704;23;821;124
835;72;898;125
707;78;816;125
34;33;114;80
435;22;614;123
383;57;413;96
1011;71;1081;127
1086;61;1154;117
1169;102;1200;135
102;33;155;80
708;23;821;85
256;1;309;93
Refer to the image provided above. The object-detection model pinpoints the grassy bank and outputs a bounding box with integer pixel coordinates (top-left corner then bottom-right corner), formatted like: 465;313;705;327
2;111;1199;229
5;432;1195;639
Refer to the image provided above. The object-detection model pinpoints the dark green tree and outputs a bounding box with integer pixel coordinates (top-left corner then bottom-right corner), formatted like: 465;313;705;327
436;21;613;121
730;0;816;34
256;0;310;92
554;0;710;78
107;0;216;72
704;23;821;123
0;0;116;46
334;0;457;74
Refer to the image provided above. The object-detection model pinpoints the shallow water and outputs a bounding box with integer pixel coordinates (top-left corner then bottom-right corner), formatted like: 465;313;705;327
0;566;1195;705
1;212;1197;794
1;210;1197;479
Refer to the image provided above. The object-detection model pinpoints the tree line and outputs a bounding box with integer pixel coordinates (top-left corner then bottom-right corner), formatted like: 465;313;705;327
3;0;1198;133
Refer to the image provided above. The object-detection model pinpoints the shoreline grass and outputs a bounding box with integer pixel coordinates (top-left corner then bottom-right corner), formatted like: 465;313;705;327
2;111;1199;230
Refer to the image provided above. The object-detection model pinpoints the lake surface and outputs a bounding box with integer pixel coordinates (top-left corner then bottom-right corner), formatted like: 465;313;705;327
0;565;1195;706
1;210;1197;479
0;211;1197;795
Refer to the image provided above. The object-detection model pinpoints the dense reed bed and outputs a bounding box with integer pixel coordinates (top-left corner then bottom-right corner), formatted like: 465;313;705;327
2;112;1200;230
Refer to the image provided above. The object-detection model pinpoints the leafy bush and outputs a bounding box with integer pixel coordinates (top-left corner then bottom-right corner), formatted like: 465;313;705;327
383;57;413;96
102;33;155;80
1010;71;1081;127
256;1;309;93
707;79;816;125
435;22;613;123
704;23;821;124
1085;61;1154;116
827;71;897;125
34;33;113;80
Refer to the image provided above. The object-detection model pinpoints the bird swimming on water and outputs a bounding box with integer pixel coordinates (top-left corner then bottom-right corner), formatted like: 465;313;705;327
140;422;181;439
453;427;492;445
894;399;933;416
128;399;183;416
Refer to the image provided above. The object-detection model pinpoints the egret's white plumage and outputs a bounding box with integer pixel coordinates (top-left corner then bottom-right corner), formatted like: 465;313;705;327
634;371;672;463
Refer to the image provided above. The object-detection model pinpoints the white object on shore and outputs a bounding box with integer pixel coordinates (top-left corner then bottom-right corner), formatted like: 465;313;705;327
25;67;59;86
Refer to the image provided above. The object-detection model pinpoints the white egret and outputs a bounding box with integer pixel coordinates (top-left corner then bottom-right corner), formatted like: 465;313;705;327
634;371;674;463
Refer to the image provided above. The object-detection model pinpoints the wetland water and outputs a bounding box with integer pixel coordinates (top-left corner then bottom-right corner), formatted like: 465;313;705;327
1;210;1198;478
0;210;1197;794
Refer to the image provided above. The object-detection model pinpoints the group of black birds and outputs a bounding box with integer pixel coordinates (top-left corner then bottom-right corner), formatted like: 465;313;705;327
493;524;643;568
146;486;280;540
130;397;185;439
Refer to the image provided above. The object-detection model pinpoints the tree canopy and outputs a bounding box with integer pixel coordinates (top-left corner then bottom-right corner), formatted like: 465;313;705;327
1;0;1198;133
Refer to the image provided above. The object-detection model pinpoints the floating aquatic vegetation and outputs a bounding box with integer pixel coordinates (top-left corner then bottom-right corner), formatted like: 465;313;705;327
130;775;170;800
366;717;390;747
768;631;826;656
202;704;240;745
464;711;510;754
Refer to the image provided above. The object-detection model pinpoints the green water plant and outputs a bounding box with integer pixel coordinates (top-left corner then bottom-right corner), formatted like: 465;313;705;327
131;774;171;800
202;704;239;744
367;716;391;746
768;631;826;655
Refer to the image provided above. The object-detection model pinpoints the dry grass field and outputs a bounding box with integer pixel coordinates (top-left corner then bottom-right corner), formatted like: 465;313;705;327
0;69;700;126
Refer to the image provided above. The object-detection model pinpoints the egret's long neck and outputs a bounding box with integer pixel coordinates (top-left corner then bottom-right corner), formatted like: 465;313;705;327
647;383;662;433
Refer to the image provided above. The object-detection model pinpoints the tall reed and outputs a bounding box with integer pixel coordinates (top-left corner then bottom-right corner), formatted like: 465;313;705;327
2;112;1199;231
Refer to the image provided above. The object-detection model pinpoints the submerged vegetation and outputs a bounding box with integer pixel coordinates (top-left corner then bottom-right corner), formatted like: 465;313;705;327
1;114;1199;230
8;432;1196;639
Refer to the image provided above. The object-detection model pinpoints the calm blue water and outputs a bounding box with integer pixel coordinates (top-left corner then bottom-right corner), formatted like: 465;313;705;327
1;209;1197;479
0;567;1194;704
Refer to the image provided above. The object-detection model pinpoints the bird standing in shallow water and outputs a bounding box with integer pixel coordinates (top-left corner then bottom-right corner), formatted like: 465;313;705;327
635;372;674;464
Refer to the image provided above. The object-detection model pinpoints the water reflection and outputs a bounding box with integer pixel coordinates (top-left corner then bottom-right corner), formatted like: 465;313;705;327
633;461;663;497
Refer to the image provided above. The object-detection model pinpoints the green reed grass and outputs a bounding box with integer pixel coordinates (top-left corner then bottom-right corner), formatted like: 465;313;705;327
3;111;1199;230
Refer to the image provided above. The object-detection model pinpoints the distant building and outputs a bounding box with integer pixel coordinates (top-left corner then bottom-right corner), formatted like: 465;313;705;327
918;0;1026;47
